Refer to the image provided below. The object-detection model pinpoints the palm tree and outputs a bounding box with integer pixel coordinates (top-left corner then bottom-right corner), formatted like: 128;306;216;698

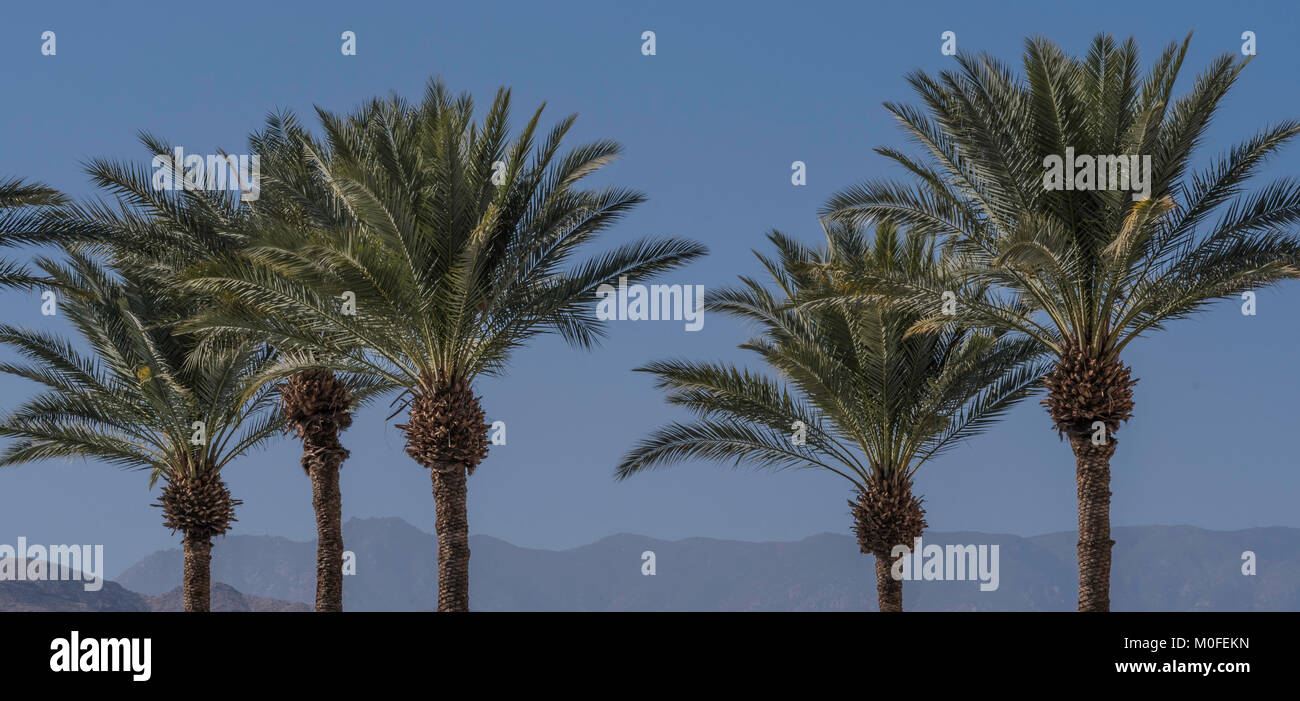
617;221;1049;611
183;79;709;611
820;33;1300;610
6;125;379;611
227;115;368;612
0;248;283;611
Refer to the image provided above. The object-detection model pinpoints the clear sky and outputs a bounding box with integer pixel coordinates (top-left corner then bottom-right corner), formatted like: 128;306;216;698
1;0;1298;576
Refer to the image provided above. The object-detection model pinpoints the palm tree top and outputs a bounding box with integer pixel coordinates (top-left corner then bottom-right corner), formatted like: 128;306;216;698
618;221;1049;490
182;78;707;397
0;248;284;485
822;32;1300;363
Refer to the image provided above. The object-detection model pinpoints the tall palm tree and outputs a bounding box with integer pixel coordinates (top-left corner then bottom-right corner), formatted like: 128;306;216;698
229;115;369;612
183;79;709;611
0;248;283;611
820;33;1300;610
617;221;1049;611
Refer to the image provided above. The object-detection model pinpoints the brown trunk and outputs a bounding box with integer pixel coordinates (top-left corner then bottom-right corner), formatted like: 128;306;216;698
1041;341;1135;613
156;468;237;614
397;379;489;613
431;463;470;612
851;477;926;613
873;551;903;612
1072;437;1116;612
282;370;353;612
182;534;212;612
309;459;345;611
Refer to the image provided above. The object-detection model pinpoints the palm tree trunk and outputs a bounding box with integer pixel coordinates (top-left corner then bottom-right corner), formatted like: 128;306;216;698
852;480;925;613
282;370;353;612
431;463;470;612
309;458;345;611
159;470;236;614
181;534;212;612
1072;437;1116;612
873;552;903;612
1042;341;1135;612
399;379;488;613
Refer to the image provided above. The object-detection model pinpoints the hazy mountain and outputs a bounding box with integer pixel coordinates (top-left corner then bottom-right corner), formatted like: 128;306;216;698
0;570;150;612
0;562;310;612
145;583;311;612
1033;525;1298;611
106;517;1297;611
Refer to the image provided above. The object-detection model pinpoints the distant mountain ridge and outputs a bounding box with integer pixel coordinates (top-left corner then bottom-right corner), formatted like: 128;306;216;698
104;518;1298;611
0;565;310;612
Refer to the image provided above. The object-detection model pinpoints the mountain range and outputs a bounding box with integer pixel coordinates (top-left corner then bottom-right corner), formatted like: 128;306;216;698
3;517;1294;611
0;572;309;612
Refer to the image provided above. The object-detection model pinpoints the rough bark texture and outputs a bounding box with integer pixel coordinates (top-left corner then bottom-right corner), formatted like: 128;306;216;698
431;464;470;611
154;467;239;614
873;554;903;612
851;476;926;613
398;378;490;612
1041;341;1135;613
309;462;345;611
1072;437;1116;612
181;535;212;612
282;370;353;612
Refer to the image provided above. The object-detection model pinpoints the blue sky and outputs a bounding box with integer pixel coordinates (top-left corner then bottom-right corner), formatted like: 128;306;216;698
1;0;1298;575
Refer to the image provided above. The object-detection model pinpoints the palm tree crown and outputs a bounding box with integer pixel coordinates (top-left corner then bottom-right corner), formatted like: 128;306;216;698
0;250;281;479
187;81;707;397
824;32;1300;379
